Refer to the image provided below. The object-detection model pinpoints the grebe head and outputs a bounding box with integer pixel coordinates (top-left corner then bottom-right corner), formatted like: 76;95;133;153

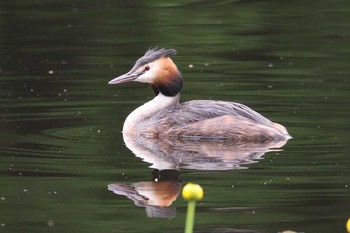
108;48;183;97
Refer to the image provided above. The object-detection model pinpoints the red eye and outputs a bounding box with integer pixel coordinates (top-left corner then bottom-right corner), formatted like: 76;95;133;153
144;66;150;71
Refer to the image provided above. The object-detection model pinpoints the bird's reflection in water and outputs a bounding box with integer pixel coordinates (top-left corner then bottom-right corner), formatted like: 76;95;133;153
108;133;289;218
108;169;181;218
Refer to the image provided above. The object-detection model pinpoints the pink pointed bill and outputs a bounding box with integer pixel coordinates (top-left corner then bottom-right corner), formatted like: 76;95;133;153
108;73;138;85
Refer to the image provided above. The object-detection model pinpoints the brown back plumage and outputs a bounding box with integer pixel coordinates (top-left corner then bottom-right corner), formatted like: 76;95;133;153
142;100;288;141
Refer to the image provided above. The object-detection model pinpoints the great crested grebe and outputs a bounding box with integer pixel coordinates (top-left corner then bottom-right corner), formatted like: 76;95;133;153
108;48;291;141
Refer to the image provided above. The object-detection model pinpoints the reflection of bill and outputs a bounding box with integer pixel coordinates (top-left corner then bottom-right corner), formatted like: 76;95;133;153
108;169;181;218
108;133;289;218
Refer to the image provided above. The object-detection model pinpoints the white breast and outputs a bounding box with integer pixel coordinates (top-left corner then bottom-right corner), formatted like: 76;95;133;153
122;93;180;134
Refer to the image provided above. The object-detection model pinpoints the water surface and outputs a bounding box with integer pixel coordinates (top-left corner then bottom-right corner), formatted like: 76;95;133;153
1;1;350;233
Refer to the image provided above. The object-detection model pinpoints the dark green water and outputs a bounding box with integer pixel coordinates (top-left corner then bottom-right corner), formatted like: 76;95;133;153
1;1;350;233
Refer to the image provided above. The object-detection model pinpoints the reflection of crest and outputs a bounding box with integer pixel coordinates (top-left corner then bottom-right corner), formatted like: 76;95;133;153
108;133;289;218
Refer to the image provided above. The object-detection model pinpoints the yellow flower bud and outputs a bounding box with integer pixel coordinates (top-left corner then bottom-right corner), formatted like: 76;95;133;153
182;183;204;201
346;217;350;233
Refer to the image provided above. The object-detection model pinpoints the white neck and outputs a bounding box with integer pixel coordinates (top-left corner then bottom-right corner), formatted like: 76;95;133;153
123;93;180;134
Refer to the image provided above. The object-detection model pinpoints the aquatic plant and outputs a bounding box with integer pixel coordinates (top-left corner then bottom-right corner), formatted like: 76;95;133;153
182;183;204;233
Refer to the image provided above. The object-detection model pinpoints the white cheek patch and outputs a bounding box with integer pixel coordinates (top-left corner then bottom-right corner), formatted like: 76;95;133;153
135;64;157;83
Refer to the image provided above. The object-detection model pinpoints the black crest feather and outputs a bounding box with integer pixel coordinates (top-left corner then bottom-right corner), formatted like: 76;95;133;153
144;47;177;59
131;48;177;72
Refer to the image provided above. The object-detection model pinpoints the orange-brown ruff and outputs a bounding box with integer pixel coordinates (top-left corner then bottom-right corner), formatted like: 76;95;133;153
108;48;291;142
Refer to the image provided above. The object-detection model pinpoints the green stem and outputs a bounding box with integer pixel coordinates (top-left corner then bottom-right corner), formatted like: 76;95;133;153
185;201;196;233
